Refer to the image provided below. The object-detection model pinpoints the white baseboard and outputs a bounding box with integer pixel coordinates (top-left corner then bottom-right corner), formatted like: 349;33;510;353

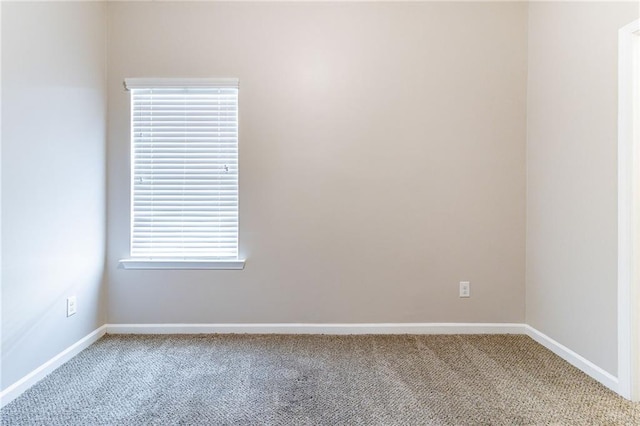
0;325;107;409
105;322;526;335
0;322;623;408
524;325;618;393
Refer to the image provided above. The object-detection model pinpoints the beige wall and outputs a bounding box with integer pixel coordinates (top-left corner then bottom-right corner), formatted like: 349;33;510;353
526;1;639;376
2;0;635;393
107;2;527;324
2;0;638;395
1;2;107;390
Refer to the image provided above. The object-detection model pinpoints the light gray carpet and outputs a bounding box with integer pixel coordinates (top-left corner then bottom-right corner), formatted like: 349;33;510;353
2;334;639;425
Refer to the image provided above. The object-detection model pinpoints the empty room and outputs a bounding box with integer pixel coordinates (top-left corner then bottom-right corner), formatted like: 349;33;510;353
1;0;640;424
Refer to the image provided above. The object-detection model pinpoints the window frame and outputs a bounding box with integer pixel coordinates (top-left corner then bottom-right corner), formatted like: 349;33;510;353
119;78;245;270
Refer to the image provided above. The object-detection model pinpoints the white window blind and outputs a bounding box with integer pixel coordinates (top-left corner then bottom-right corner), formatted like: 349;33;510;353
126;78;239;259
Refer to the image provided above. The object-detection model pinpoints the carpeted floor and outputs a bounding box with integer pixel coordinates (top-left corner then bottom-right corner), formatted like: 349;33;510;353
2;334;639;425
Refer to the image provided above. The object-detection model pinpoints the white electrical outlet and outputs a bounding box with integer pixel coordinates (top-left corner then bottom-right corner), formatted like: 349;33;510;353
67;296;77;317
459;281;470;298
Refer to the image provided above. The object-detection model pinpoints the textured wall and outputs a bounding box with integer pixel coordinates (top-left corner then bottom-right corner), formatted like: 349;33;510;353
107;2;527;325
1;2;107;389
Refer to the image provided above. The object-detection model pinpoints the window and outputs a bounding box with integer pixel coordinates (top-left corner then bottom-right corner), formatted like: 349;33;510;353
120;78;244;270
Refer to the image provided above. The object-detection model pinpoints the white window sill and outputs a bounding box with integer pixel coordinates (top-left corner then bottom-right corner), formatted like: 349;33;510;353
118;259;246;270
